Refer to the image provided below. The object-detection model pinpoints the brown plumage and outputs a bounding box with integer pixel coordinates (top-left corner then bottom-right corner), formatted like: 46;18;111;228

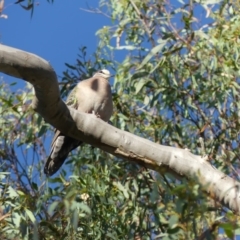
44;69;113;176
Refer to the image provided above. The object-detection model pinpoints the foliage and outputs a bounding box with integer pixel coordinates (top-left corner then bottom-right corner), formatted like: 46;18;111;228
1;0;240;239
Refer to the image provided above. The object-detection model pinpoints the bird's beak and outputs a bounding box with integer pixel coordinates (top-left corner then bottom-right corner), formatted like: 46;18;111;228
110;74;115;78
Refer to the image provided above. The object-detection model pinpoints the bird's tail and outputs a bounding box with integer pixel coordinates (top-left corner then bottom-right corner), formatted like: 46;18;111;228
44;135;82;176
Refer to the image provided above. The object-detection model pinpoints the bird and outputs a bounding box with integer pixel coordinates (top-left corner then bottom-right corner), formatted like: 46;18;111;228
44;69;113;176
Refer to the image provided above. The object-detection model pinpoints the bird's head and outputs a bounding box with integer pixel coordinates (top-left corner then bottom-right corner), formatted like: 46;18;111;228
94;69;112;80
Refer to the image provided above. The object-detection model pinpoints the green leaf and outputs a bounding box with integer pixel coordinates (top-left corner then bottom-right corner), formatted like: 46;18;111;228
113;181;129;199
116;46;138;50
25;209;36;224
138;40;167;69
202;0;223;4
235;228;240;235
135;79;148;94
131;71;149;81
7;186;19;198
48;201;59;215
77;202;91;214
169;215;179;228
65;63;77;70
220;223;234;238
38;125;48;137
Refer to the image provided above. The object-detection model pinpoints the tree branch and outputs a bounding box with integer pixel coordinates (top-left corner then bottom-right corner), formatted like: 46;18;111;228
0;44;240;214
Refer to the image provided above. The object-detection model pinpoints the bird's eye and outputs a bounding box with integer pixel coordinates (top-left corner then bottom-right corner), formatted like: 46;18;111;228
99;70;103;73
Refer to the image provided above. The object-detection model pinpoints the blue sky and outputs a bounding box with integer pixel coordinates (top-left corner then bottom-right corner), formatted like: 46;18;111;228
0;0;110;86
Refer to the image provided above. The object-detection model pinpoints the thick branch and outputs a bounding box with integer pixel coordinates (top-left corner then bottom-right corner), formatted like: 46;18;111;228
0;44;240;214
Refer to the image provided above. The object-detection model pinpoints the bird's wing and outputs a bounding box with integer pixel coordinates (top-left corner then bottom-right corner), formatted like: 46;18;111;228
48;85;80;152
44;133;81;176
65;85;79;108
44;85;82;176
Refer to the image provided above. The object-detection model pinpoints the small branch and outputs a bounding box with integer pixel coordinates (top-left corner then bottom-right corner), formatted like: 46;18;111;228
79;4;111;19
129;0;155;47
0;213;11;222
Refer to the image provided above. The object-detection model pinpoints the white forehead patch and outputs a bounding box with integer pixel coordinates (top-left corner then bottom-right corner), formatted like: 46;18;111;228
101;69;110;75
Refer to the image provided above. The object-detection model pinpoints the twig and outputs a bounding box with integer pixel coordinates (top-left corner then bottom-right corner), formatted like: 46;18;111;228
79;4;111;19
197;221;221;240
129;0;155;47
0;213;11;222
